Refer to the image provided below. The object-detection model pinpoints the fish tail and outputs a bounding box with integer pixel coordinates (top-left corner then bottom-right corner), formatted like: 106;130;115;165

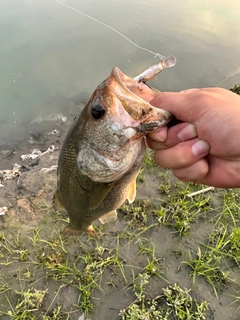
162;55;177;68
62;224;98;239
62;225;83;236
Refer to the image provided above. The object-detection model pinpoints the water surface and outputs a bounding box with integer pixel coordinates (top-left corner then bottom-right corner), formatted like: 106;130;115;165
0;0;240;143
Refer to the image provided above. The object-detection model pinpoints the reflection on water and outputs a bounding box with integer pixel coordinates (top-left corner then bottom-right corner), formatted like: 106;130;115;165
0;0;240;143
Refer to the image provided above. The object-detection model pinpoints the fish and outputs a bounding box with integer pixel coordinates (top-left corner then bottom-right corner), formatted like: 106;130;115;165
53;66;173;238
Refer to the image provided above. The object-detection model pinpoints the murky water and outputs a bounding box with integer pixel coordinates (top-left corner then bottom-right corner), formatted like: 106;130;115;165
0;0;240;144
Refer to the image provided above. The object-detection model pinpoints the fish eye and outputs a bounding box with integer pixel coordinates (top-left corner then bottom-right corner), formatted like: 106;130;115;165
91;104;105;119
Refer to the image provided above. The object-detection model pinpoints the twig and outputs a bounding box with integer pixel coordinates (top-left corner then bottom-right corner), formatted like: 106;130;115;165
187;187;215;197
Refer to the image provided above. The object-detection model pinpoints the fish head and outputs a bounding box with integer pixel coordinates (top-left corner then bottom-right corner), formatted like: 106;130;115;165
74;67;172;183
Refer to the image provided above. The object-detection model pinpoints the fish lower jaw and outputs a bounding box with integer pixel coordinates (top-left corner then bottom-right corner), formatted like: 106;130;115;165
85;162;135;183
138;119;170;133
78;139;144;183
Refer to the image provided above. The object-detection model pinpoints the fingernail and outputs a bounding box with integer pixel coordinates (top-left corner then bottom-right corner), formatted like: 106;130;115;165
178;124;197;141
155;128;167;141
192;140;210;156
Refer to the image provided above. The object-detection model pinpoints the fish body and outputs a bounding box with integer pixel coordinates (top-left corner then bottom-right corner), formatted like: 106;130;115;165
53;67;172;237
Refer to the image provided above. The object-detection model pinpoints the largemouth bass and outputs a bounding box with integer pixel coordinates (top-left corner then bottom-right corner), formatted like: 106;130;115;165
53;66;172;238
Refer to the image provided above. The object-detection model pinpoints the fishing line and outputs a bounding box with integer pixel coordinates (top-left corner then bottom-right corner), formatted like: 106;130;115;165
55;0;166;60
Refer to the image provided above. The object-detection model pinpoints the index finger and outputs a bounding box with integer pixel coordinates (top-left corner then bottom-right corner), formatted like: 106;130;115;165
150;88;220;122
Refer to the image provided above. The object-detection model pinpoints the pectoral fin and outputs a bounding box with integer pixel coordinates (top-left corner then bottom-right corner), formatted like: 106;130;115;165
90;183;114;210
99;210;118;224
52;191;64;211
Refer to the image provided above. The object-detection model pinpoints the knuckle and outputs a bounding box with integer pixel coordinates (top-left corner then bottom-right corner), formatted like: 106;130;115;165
173;159;209;181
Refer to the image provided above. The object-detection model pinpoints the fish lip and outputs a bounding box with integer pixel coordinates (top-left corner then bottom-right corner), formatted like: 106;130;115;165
137;119;169;134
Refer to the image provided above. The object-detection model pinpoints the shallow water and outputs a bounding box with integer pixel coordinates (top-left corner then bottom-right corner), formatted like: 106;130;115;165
0;0;240;144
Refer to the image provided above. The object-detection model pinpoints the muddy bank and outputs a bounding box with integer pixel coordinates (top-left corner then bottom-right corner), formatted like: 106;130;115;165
0;99;240;320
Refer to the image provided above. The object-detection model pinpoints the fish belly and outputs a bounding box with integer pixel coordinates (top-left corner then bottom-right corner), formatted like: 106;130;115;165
54;137;145;236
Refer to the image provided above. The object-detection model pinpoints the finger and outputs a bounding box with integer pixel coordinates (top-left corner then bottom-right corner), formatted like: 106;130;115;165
172;155;240;188
150;89;218;122
150;91;197;122
154;139;210;169
193;156;240;188
147;126;168;142
147;123;197;150
147;137;167;150
172;158;209;182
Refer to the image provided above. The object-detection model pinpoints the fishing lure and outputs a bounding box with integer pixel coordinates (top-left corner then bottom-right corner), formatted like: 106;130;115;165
134;55;177;83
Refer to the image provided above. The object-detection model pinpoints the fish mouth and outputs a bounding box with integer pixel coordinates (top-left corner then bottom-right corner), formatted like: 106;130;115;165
111;67;172;129
77;66;172;184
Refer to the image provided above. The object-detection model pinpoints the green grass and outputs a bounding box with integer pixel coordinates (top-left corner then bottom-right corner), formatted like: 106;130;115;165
1;153;240;319
120;279;209;320
182;247;231;297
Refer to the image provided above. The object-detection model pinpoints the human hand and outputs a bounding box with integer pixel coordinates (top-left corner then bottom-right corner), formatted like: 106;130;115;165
147;88;240;188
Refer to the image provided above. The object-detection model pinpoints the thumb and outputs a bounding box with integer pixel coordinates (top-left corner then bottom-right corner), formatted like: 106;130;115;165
150;90;200;122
